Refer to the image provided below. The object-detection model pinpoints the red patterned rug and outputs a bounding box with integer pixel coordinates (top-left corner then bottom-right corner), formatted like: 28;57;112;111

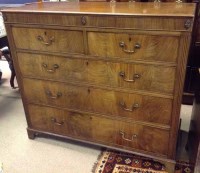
93;150;194;173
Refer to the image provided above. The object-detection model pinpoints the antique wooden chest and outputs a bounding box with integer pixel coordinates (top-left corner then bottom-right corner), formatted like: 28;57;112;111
1;2;196;172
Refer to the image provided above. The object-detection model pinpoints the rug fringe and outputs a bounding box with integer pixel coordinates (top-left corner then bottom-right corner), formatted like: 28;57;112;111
112;164;168;173
91;150;105;173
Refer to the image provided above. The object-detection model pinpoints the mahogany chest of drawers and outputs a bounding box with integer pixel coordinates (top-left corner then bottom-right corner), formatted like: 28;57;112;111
2;2;196;172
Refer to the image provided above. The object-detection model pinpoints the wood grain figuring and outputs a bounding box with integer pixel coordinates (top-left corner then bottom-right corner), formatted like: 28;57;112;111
28;104;169;155
28;104;116;144
3;12;194;31
117;121;169;155
18;53;175;94
88;31;179;63
28;104;70;136
2;2;195;173
12;27;84;54
23;78;172;125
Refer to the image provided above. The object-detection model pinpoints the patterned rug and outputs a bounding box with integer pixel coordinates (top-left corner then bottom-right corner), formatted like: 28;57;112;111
93;150;194;173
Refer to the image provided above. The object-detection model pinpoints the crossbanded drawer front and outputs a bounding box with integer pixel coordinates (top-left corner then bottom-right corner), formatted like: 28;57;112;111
5;13;193;31
87;32;179;63
18;53;175;94
23;79;172;125
12;27;84;54
28;104;169;155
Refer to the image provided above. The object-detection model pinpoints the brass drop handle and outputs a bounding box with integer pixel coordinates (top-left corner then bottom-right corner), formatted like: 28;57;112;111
51;117;64;126
135;43;141;49
184;19;192;30
119;42;141;54
42;63;59;73
37;35;55;46
119;71;141;82
119;101;139;112
120;131;137;142
81;16;87;25
45;90;62;99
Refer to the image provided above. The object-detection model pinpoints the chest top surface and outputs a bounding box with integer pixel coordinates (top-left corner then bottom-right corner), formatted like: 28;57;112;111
1;2;196;17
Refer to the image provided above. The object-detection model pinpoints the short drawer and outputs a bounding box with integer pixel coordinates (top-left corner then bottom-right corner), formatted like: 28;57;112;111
87;31;179;63
23;79;172;125
18;53;176;94
12;27;84;54
28;104;169;156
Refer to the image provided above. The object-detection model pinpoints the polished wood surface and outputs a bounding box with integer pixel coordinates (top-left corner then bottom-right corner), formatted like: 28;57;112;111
117;121;169;155
2;2;195;173
12;27;84;54
28;104;116;144
28;104;169;156
87;31;179;63
18;53;176;95
23;78;172;125
3;13;194;32
1;2;196;17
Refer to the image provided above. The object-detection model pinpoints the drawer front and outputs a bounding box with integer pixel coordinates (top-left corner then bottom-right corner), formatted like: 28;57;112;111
23;79;172;125
28;104;169;155
28;104;70;136
18;53;175;94
12;27;84;54
88;32;179;63
116;121;169;155
18;53;88;83
28;104;116;144
5;13;193;31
